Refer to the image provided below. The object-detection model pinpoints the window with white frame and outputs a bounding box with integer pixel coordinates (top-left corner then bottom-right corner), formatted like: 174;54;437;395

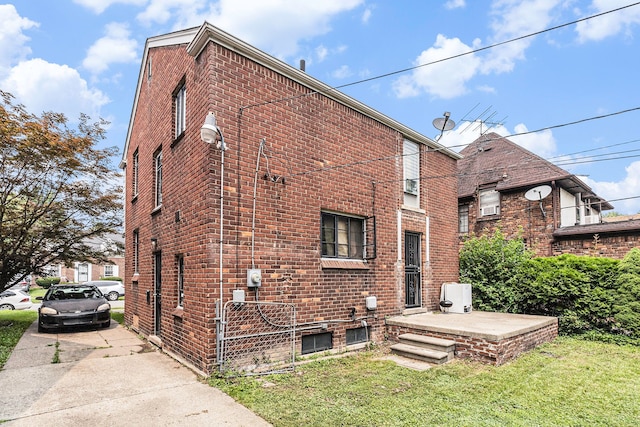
103;265;116;277
403;140;420;208
177;255;184;307
154;149;162;208
321;212;365;259
132;149;139;198
479;189;500;216
174;82;186;139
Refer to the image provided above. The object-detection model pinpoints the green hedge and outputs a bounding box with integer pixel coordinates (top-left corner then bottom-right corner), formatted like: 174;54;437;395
35;277;61;289
460;230;640;338
99;276;122;282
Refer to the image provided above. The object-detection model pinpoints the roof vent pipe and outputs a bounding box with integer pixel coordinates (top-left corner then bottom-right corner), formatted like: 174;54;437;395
300;59;306;72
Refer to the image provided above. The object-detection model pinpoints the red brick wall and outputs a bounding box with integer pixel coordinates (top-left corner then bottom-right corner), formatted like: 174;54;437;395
124;38;459;373
552;234;640;258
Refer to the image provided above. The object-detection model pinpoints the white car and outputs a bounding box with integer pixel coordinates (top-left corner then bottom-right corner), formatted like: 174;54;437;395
0;289;32;310
84;280;125;301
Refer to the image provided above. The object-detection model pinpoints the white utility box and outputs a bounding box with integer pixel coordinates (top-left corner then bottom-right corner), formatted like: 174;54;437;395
440;283;472;313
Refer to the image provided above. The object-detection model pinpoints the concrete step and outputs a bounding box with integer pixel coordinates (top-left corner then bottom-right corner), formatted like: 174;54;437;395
398;333;456;353
389;343;450;364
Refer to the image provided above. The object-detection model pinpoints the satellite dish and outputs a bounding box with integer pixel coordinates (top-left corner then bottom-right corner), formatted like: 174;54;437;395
524;185;552;201
432;112;456;132
433;112;456;141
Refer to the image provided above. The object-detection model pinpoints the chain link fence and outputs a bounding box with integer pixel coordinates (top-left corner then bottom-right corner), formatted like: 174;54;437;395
219;300;296;376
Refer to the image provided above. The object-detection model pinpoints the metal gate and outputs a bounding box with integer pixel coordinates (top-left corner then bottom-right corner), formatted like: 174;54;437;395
219;300;296;376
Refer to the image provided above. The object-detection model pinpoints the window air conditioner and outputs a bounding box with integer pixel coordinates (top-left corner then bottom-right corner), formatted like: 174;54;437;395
481;205;498;216
405;179;418;195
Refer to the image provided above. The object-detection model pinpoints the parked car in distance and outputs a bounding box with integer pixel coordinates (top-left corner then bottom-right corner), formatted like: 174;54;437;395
0;289;32;310
36;284;111;333
84;280;125;301
10;279;30;293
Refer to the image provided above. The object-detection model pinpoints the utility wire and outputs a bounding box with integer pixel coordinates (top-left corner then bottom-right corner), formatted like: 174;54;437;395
241;2;640;111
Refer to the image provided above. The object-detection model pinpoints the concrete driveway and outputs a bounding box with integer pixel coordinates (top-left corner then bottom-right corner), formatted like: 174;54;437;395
0;320;271;426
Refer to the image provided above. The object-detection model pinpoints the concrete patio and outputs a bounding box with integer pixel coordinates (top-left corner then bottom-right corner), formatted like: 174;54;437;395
386;311;558;365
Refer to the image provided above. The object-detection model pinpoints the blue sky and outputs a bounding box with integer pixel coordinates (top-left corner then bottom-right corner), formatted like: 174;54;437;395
2;0;640;213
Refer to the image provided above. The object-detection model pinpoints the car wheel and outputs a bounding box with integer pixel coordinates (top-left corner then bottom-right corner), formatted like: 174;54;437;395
0;303;14;310
107;292;119;301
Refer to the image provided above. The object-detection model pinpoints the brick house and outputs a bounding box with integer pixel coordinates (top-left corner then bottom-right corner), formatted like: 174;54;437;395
458;132;640;258
35;233;124;284
120;23;461;374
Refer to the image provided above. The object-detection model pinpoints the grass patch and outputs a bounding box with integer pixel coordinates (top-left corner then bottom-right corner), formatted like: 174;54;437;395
111;312;124;325
210;338;640;426
29;287;46;301
0;310;37;369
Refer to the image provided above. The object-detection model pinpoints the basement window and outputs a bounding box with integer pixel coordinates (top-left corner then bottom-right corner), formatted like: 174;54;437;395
301;332;333;355
346;327;369;345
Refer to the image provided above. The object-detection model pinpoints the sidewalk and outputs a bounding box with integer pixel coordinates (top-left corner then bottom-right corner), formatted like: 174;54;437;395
0;321;272;426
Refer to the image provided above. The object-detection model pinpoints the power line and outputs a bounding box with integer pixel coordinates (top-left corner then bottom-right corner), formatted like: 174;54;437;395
241;2;640;111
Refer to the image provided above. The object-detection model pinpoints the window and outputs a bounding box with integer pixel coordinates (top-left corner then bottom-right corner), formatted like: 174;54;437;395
479;189;500;216
177;255;184;307
154;149;162;208
174;83;186;139
132;149;139;198
104;265;114;277
458;204;469;233
403;140;420;207
301;332;333;355
321;213;364;259
133;229;139;274
346;327;369;345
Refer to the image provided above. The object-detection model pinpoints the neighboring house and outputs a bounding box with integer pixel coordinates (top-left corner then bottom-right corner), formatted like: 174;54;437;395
39;233;125;283
120;22;461;374
458;132;640;258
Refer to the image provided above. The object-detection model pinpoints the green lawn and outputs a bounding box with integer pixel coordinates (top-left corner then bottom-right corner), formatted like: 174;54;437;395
210;338;640;426
0;310;37;369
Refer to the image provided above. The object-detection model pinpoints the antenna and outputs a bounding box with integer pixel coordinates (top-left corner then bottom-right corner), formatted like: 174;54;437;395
524;185;552;217
459;104;506;136
432;111;456;141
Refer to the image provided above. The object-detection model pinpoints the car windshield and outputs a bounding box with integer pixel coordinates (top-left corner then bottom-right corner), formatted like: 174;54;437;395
46;286;102;301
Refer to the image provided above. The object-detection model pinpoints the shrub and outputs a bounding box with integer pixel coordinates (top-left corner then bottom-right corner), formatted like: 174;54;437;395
99;276;122;282
459;228;532;312
35;276;61;289
613;248;640;335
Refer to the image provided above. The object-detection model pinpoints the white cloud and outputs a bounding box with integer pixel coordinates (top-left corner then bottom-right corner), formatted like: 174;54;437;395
0;4;38;76
393;1;563;100
332;65;352;79
83;22;139;75
73;0;148;14
444;0;466;10
392;34;481;99
582;162;640;214
1;58;110;121
138;0;365;59
508;123;557;158
482;0;561;74
362;7;372;23
575;0;640;43
316;45;328;62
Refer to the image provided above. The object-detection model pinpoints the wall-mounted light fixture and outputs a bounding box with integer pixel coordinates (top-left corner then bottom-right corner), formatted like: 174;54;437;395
200;112;226;151
150;237;158;251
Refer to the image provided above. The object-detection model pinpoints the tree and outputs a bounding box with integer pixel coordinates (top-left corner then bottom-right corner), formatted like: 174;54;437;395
0;90;122;291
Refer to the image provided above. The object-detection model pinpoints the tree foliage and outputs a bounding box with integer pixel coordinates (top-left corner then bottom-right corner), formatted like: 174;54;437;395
613;248;640;335
459;228;533;312
0;90;122;291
